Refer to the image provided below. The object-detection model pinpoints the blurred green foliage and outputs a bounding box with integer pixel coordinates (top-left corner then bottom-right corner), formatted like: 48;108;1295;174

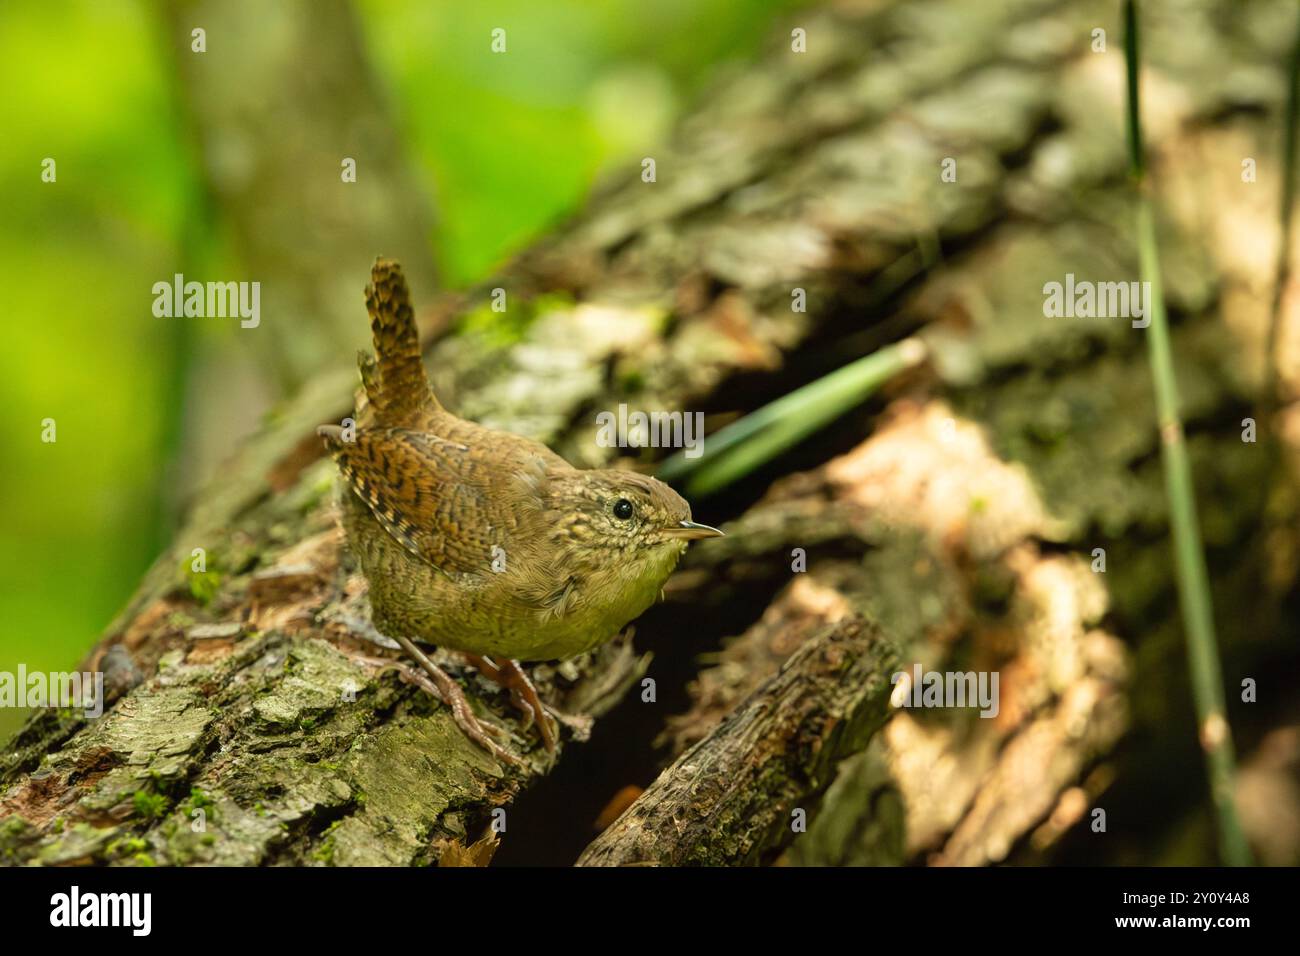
0;0;799;737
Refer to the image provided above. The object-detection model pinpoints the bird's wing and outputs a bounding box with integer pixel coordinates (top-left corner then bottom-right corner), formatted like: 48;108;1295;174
319;425;551;577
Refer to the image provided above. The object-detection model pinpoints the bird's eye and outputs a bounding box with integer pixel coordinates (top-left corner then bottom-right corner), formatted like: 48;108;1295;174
612;498;634;520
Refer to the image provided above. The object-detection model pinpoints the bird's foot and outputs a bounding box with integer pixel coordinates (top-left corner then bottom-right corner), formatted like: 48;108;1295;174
462;655;560;753
383;634;522;767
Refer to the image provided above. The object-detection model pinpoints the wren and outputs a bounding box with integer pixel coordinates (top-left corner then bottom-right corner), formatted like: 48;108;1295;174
319;259;722;763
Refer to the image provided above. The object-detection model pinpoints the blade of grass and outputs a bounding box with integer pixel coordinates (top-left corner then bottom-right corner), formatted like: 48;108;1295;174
1124;0;1252;866
658;337;927;496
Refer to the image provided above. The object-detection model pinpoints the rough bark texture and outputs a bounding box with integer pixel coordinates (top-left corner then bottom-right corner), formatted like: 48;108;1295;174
578;617;900;866
3;0;1299;867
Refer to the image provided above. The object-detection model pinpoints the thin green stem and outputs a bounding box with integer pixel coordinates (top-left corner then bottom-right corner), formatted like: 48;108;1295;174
1124;0;1252;866
658;337;927;496
1266;2;1300;411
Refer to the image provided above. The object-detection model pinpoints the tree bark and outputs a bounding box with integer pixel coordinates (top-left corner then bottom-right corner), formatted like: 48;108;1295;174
3;0;1297;866
577;617;900;866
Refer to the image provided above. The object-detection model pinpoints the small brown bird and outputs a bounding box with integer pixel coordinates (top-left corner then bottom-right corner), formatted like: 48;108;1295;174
319;259;722;763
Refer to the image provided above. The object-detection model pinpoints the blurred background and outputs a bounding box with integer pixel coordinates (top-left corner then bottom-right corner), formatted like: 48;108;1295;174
0;0;798;740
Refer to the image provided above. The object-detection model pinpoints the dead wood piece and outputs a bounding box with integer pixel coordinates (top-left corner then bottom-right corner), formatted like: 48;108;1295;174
577;616;899;867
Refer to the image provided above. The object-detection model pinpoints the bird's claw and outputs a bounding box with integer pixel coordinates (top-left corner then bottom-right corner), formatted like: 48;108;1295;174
464;655;561;753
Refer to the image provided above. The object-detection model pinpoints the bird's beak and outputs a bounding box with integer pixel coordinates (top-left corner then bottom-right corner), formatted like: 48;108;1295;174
664;520;725;541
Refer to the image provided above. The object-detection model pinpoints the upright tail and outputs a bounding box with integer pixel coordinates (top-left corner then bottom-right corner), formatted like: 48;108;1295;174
362;258;441;424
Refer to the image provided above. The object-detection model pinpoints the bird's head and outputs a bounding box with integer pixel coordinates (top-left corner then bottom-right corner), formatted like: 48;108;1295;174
545;469;722;568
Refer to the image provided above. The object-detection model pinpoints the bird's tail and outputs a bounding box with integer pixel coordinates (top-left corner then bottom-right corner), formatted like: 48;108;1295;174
363;258;441;423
